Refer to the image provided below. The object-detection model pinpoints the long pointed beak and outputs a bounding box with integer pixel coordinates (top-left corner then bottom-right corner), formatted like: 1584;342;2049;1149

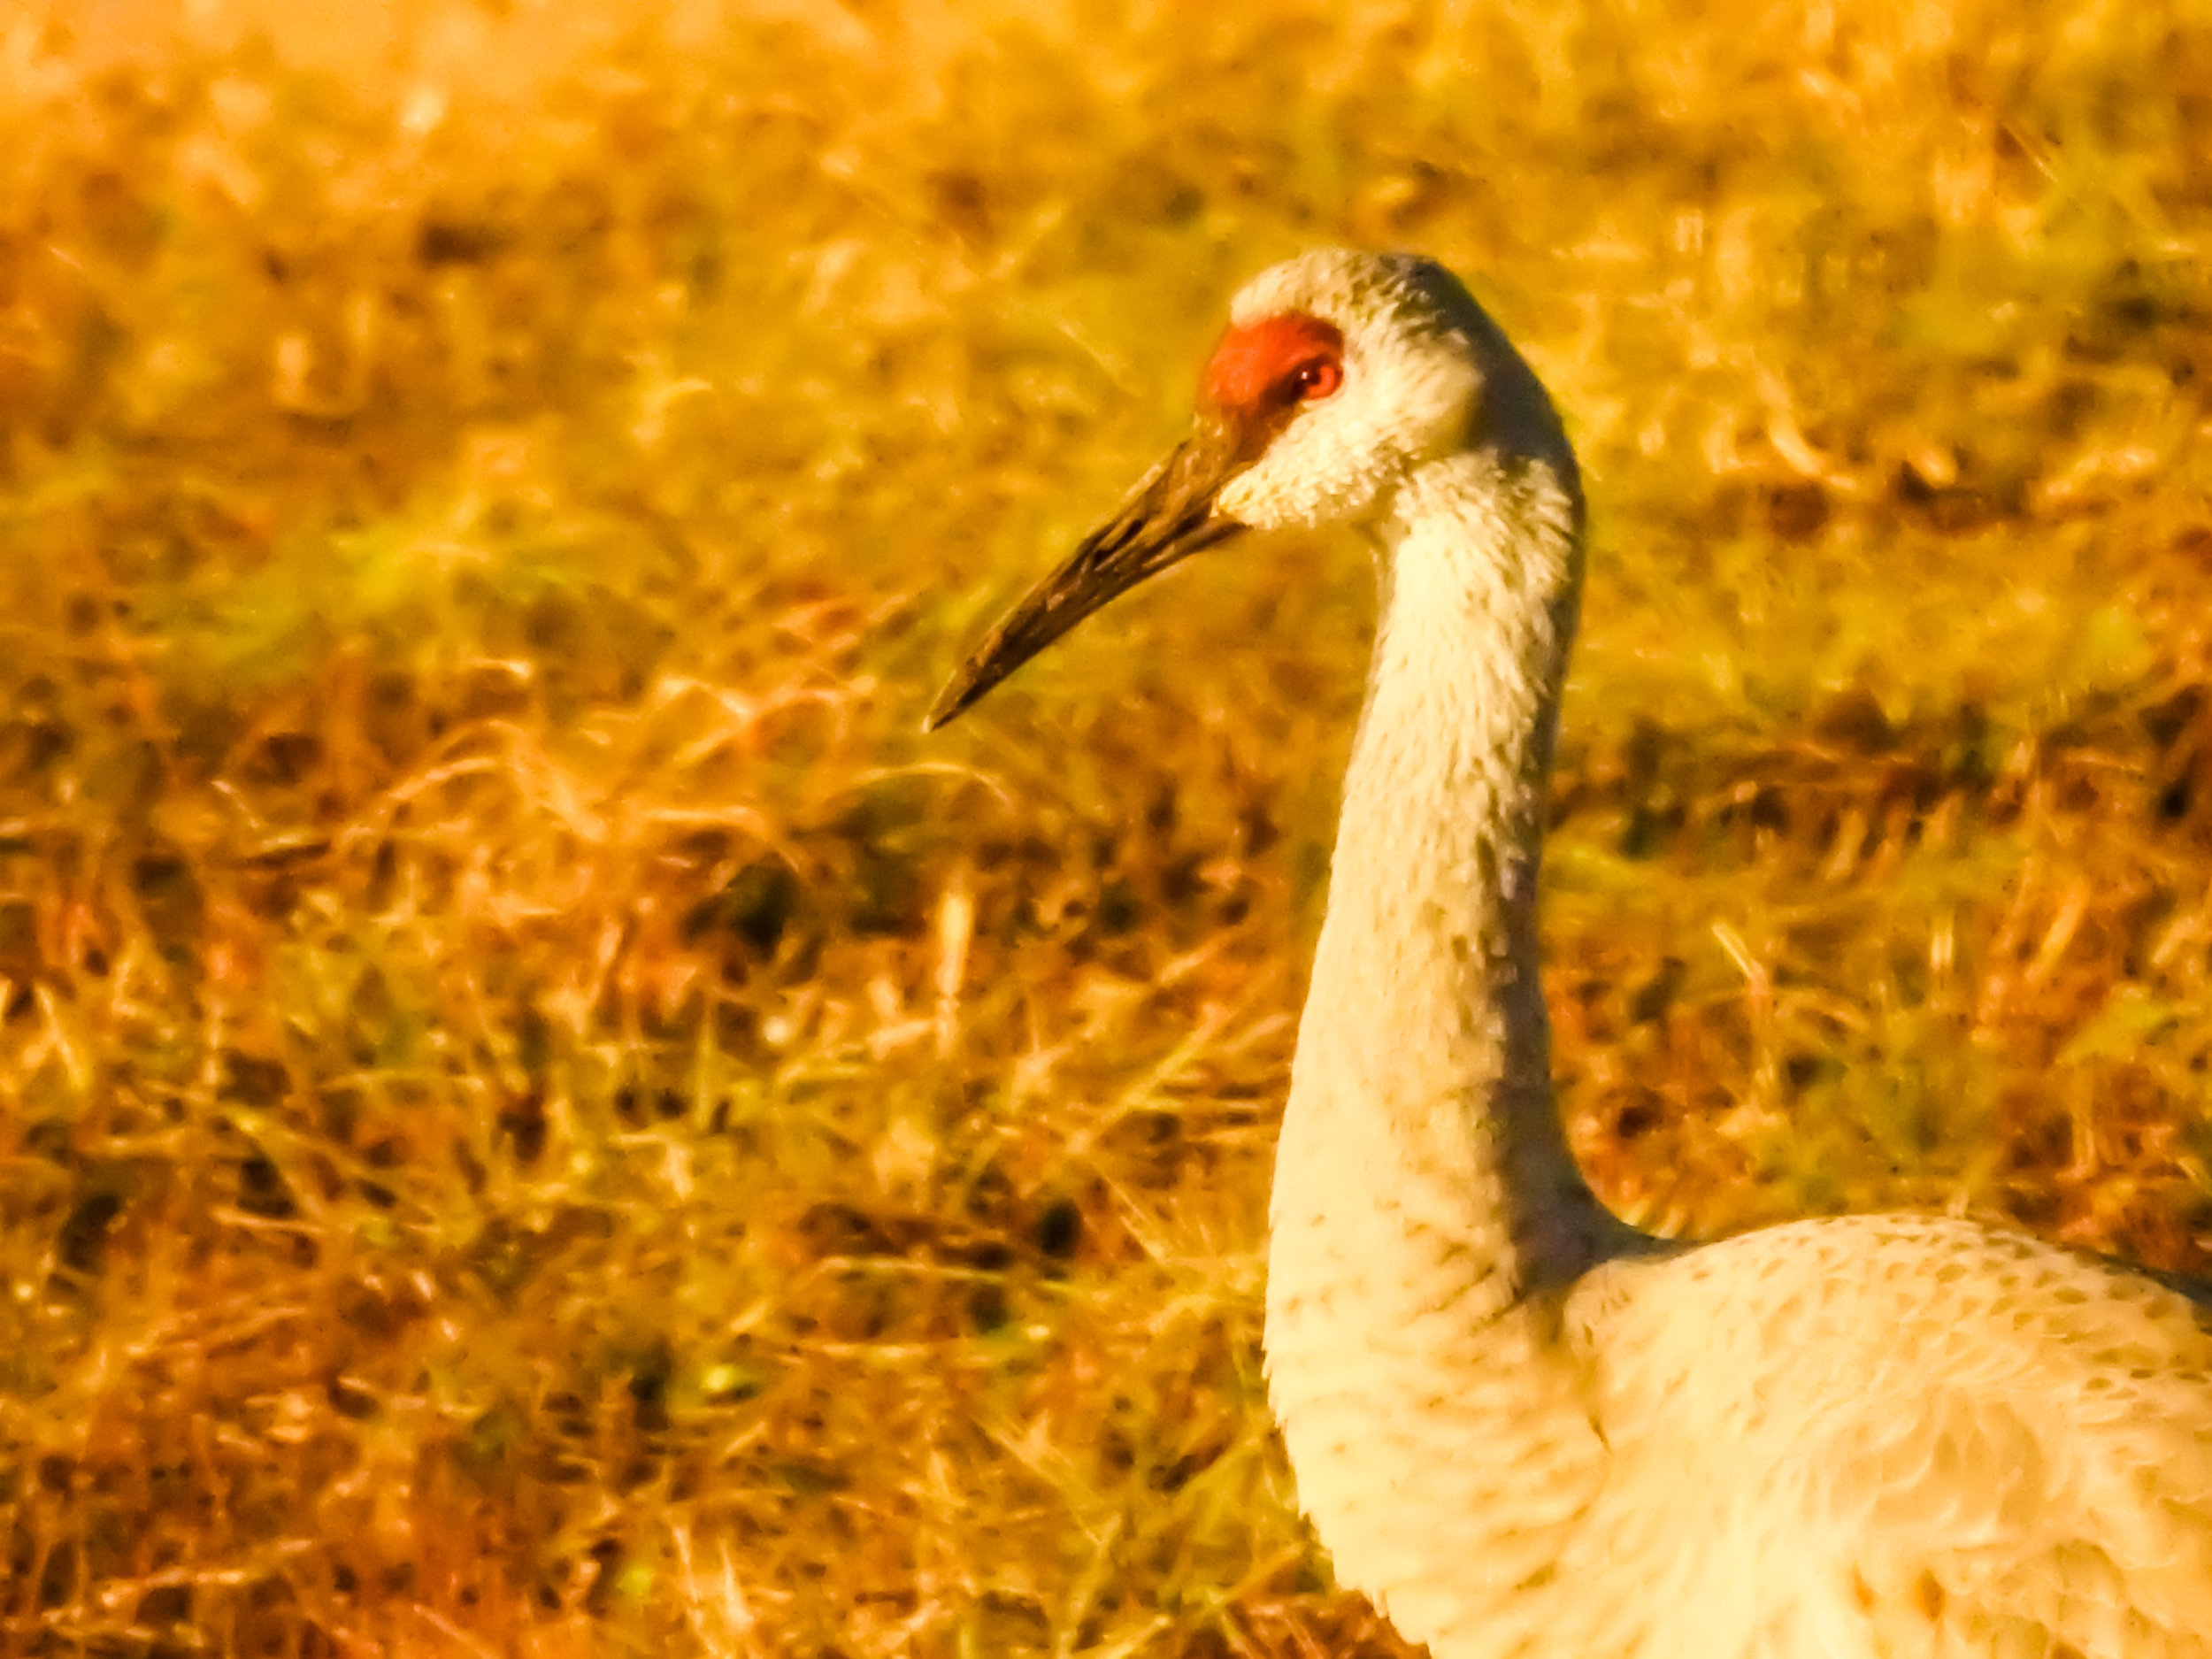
926;426;1249;730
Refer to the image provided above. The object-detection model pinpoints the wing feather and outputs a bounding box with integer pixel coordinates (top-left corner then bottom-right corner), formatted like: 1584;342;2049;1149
1569;1214;2212;1658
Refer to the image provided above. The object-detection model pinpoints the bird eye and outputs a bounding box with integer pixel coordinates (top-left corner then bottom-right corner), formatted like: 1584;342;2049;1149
1203;313;1345;416
1286;357;1343;402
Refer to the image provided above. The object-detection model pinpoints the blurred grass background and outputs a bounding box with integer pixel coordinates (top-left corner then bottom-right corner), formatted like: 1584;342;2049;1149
4;0;2212;1653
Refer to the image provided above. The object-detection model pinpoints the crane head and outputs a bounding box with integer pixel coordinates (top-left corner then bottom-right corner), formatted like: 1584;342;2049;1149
926;250;1512;729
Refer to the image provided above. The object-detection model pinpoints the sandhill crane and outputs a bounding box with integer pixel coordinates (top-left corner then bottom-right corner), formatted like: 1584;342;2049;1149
928;250;2212;1659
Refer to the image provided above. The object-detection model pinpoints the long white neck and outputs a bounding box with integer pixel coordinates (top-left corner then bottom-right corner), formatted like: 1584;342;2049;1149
1273;441;1624;1324
1264;432;1640;1648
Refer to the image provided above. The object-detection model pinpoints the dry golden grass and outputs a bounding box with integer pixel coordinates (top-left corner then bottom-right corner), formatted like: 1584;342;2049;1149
4;0;2212;1653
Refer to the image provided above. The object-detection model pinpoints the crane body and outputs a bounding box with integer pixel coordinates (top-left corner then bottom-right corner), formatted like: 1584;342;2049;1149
931;250;2212;1659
